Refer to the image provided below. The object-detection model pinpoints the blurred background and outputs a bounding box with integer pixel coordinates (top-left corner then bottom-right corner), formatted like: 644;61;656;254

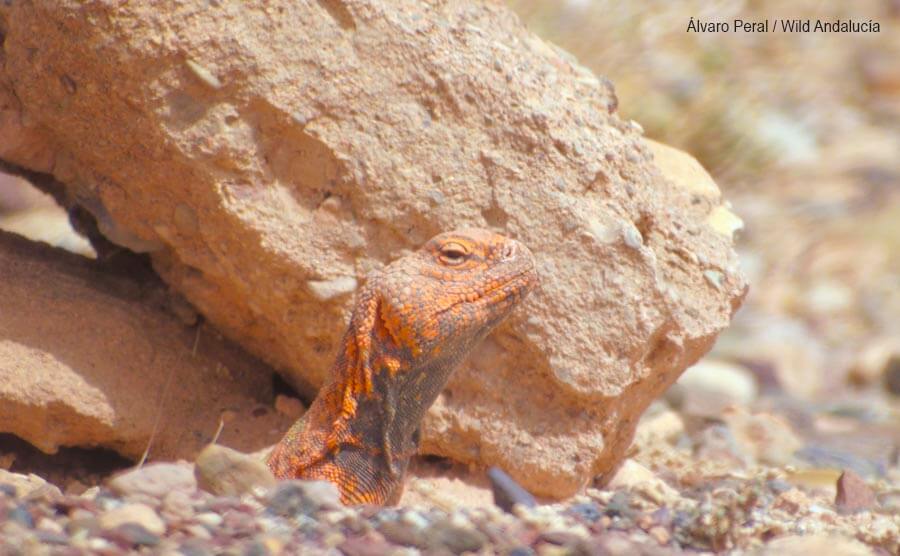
506;0;900;484
1;0;897;487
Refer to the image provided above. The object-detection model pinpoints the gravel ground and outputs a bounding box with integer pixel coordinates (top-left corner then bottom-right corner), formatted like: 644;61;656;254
1;453;896;556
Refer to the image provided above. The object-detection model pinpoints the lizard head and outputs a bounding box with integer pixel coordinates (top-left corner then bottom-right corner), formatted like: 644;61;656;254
374;228;538;364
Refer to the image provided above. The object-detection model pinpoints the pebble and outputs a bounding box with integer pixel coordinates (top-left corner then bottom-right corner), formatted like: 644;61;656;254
721;406;803;467
0;470;51;499
266;480;342;517
378;518;429;548
103;522;161;547
607;460;679;505
834;470;877;514
883;355;900;396
99;502;166;535
338;532;395;556
8;504;34;528
194;444;276;497
675;359;758;417
274;395;305;419
425;517;488;555
195;511;224;528
161;489;196;521
488;466;538;512
108;462;197;500
568;502;602;523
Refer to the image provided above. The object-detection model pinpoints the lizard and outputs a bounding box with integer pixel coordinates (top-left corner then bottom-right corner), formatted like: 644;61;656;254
267;228;538;505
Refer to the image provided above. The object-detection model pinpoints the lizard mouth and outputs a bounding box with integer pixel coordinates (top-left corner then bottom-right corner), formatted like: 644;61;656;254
433;265;538;318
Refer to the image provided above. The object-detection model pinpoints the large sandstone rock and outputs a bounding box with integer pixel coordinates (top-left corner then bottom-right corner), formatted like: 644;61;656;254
0;1;746;497
0;230;293;460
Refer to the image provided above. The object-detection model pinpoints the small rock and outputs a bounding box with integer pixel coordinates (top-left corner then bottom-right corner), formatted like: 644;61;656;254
721;406;802;466
108;462;197;499
883;355;900;396
488;466;537;512
568;502;602;523
9;504;34;528
426;517;487;555
99;502;166;535
847;338;900;386
338;532;394;556
648;525;670;545
307;276;358;301
161;489;195;521
35;529;69;545
266;480;342;517
36;517;64;535
584;532;641;556
835;469;877;514
633;408;685;451
65;479;89;496
240;539;272;556
603;492;637;520
0;470;50;498
194;511;224;529
773;488;813;514
694;423;750;468
378;518;429;548
179;538;216;556
103;523;161;547
675;359;758;417
66;517;101;536
274;395;305;419
195;444;276;497
539;530;584;547
607;459;679;505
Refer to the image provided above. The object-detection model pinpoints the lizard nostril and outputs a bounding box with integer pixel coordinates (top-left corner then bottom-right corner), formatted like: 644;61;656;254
502;242;517;259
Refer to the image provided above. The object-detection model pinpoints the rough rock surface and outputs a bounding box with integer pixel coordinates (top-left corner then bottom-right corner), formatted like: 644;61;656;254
0;1;746;496
0;230;293;460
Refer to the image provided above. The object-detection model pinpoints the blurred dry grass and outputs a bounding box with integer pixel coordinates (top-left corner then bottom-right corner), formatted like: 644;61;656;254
509;0;900;398
508;0;899;187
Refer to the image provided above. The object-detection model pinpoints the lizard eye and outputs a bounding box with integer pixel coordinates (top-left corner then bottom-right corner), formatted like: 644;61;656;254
439;242;469;265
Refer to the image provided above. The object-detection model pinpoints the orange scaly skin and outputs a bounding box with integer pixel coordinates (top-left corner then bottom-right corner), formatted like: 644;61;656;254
267;229;538;505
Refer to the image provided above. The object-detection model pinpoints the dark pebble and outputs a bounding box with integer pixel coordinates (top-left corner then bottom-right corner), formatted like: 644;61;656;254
539;530;583;546
883;355;900;396
604;492;637;519
568;502;602;523
488;467;537;512
508;547;536;556
266;480;342;518
0;483;17;497
9;504;34;528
